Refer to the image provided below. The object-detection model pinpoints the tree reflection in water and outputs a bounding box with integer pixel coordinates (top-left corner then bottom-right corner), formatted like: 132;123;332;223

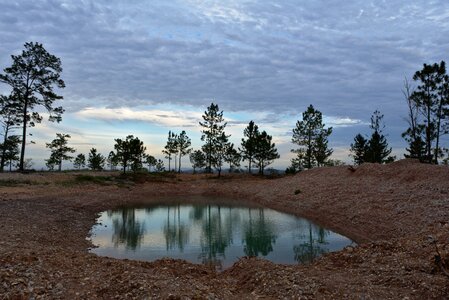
197;206;235;269
109;208;145;250
243;208;276;256
92;204;351;267
163;205;189;251
293;222;329;264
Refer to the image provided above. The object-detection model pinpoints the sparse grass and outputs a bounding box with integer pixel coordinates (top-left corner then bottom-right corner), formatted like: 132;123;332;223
118;171;177;184
56;171;181;187
74;174;115;185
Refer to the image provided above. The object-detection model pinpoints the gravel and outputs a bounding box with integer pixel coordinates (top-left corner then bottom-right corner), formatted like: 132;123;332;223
0;159;448;299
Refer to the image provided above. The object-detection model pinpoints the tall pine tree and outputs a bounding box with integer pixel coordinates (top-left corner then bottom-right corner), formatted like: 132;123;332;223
0;42;65;171
407;61;449;163
199;103;227;173
176;130;192;173
291;105;333;169
253;130;279;174
240;121;259;173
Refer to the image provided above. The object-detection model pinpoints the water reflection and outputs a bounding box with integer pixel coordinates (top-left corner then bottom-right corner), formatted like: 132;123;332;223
293;223;328;264
91;203;354;268
108;208;145;249
243;208;276;256
163;205;189;251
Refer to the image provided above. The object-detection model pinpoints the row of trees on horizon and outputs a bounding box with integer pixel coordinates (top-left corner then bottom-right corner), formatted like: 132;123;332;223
1;42;449;174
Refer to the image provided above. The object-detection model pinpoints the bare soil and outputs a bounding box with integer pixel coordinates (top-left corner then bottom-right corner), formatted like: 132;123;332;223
0;159;448;299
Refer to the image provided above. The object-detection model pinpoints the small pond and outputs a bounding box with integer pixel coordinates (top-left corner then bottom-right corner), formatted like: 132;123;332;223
89;202;354;269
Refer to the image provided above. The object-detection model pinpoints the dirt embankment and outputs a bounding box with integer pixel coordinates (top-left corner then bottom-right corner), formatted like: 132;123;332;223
0;159;448;299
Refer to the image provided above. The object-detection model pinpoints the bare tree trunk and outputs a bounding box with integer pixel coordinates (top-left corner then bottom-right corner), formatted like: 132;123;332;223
0;127;9;172
19;100;28;171
434;91;447;164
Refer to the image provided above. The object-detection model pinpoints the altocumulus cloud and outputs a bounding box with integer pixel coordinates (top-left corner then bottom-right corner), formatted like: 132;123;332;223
1;1;448;114
1;0;449;166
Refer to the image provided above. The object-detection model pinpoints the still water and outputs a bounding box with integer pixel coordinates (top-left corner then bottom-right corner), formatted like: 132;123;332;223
90;202;353;269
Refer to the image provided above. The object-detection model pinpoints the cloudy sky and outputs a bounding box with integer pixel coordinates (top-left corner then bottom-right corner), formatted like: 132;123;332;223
1;0;448;170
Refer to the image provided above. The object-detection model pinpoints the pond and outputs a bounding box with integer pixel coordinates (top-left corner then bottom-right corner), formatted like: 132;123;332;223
89;201;354;269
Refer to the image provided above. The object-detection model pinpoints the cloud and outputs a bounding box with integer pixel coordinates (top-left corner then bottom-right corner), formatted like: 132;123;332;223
1;0;449;168
2;0;447;120
325;116;367;128
76;107;203;128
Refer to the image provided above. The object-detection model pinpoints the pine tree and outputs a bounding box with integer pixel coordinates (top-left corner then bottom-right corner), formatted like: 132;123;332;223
0;94;21;171
0;42;65;171
190;150;206;174
145;155;157;172
107;151;119;171
405;136;426;160
350;111;392;164
73;153;86;170
1;135;20;171
409;61;449;163
155;159;165;172
253;131;279;174
224;143;241;172
45;133;75;171
366;132;392;163
199;103;227;173
88;148;105;170
176;130;191;173
350;134;368;165
240;121;259;173
366;111;392;163
211;132;230;177
162;131;177;171
291;105;333;169
401;78;427;161
314;131;333;166
114;135;146;173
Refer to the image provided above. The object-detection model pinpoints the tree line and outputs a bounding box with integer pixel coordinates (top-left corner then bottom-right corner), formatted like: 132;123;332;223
1;42;448;173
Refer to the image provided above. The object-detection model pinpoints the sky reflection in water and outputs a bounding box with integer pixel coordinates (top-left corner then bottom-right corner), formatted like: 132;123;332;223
90;203;353;269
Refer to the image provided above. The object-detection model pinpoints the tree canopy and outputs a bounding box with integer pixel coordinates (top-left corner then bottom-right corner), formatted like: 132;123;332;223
88;148;105;171
0;94;21;171
199;103;227;173
45;133;75;171
190;150;206;173
253;130;279;174
175;131;192;173
73;153;86;170
114;135;146;173
0;42;65;171
240;121;259;173
350;110;392;165
403;61;449;163
291;105;333;169
162;131;177;171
